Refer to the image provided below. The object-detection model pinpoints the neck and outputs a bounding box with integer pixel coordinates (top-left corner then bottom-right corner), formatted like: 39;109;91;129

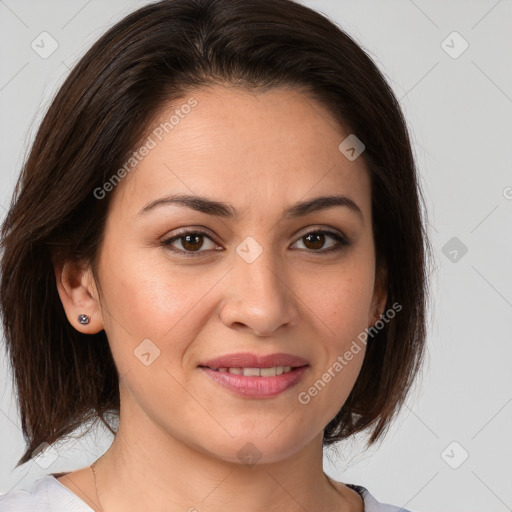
92;400;356;512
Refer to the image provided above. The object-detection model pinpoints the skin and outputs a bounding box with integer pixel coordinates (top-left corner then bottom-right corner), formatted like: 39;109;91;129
54;85;387;512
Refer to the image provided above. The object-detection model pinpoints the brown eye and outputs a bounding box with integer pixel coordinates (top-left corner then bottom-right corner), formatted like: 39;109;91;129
180;233;205;252
162;230;219;256
303;232;326;250
292;230;350;254
161;228;351;258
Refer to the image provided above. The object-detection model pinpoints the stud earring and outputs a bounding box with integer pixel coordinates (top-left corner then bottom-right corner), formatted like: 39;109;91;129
78;314;91;325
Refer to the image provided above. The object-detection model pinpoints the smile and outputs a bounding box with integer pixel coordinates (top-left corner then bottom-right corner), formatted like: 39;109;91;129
200;365;309;398
204;365;294;376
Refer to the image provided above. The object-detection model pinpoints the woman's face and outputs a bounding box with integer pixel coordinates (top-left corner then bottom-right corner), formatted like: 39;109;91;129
74;85;386;464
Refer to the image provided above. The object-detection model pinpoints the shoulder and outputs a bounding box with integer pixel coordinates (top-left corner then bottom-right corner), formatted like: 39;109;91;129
346;483;414;512
0;475;93;512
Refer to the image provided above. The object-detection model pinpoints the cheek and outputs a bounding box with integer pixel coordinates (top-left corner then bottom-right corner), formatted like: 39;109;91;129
292;257;374;409
300;261;376;342
96;245;218;369
294;346;366;441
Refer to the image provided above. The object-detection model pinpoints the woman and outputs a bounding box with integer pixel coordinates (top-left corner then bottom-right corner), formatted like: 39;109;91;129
0;0;431;510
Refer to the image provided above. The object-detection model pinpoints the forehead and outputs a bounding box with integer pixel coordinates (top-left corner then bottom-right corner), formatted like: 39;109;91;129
109;85;371;220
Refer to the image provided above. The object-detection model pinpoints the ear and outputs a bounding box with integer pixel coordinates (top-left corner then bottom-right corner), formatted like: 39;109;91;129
54;259;105;334
368;263;388;327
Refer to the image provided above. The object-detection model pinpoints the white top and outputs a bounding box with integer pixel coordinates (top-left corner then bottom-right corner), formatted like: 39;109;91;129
0;474;413;512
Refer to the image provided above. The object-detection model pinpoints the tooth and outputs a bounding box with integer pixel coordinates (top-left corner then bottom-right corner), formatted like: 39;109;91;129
218;368;227;372
228;368;243;375
283;366;292;373
243;367;261;377
276;366;284;375
260;367;277;377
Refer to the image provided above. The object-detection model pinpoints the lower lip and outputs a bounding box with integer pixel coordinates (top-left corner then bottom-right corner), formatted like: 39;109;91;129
200;366;309;398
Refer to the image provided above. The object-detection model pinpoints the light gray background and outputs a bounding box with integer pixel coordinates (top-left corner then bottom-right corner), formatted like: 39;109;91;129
1;1;511;511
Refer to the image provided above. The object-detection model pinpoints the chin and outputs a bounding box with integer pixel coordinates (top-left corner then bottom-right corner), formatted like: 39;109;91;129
202;430;314;467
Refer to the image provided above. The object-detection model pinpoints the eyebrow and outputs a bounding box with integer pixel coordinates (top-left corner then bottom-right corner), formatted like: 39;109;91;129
138;193;363;221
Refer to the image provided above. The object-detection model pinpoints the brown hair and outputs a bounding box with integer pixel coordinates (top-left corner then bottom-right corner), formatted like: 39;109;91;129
0;0;432;467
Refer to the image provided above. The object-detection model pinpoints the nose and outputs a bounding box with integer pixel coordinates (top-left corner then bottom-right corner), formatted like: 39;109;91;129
218;244;300;337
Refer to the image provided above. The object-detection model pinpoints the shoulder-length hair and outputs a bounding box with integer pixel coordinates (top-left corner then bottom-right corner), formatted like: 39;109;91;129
1;0;432;467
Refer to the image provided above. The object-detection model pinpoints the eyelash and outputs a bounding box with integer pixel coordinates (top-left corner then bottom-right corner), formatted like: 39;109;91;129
160;229;351;258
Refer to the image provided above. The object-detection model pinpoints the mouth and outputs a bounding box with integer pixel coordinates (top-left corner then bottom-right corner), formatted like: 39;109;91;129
198;352;310;398
198;351;309;370
199;365;303;376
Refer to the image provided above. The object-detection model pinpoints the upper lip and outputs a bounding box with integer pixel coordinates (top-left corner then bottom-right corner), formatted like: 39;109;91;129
199;352;309;369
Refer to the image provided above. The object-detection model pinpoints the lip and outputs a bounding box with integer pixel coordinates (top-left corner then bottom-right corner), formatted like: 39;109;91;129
198;352;310;399
200;366;309;398
199;352;309;369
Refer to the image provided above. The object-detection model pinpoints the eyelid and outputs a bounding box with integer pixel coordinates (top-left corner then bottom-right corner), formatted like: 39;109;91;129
162;226;220;244
293;225;345;239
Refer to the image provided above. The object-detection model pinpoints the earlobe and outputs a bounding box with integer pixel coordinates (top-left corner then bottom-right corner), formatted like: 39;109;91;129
54;260;104;334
